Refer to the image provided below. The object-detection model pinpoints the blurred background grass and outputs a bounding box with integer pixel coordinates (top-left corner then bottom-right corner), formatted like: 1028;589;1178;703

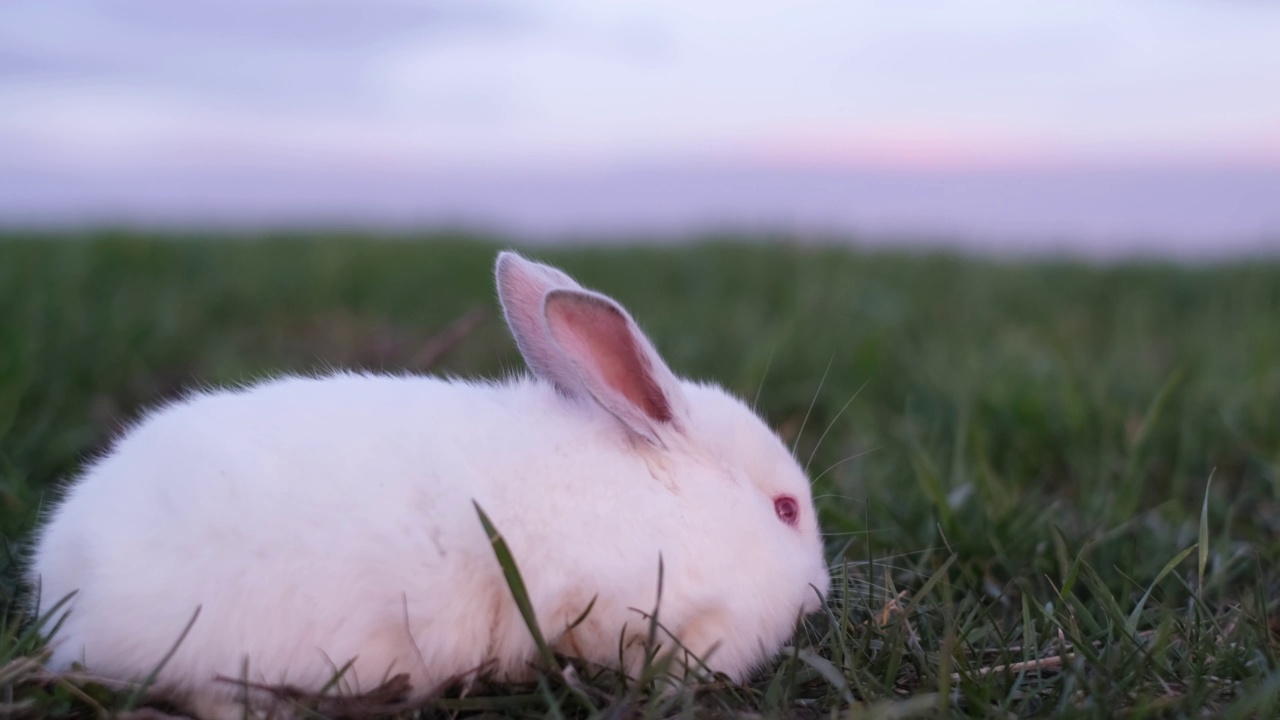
3;233;1278;613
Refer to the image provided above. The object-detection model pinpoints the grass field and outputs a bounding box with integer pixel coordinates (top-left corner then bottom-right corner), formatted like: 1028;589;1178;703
1;232;1279;718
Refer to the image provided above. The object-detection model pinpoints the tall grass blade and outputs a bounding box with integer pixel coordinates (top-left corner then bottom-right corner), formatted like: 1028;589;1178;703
474;501;557;670
1123;544;1196;637
1198;469;1214;596
123;605;201;709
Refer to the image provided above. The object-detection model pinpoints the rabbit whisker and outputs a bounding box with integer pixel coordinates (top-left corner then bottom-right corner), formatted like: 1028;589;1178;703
811;447;881;486
751;345;778;412
812;493;868;503
804;379;868;473
820;529;879;538
791;354;833;456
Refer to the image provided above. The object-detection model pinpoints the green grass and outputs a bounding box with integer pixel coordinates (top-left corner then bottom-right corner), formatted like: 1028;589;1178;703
2;231;1279;718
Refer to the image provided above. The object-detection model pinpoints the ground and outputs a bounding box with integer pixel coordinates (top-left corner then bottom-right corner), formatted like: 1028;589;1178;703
1;232;1278;718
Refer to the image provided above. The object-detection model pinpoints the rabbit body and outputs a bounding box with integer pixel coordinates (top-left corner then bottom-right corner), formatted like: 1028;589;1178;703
28;253;830;718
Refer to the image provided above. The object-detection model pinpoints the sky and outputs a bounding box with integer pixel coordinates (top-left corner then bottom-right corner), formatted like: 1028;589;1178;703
2;0;1279;254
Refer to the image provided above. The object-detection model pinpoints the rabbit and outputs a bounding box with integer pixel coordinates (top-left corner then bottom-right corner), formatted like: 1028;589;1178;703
27;251;831;719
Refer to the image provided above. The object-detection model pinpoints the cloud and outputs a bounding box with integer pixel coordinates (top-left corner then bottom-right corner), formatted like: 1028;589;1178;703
2;0;1279;245
5;0;1279;167
0;0;534;113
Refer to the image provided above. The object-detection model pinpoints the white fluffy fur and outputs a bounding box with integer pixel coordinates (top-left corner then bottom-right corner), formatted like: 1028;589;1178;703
28;252;830;719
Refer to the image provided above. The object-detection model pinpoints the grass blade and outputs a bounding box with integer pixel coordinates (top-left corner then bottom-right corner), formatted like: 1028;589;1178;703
474;501;557;670
123;605;201;709
1198;469;1214;597
1124;544;1196;637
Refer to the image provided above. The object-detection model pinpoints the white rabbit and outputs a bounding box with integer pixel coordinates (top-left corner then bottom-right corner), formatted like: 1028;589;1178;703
27;251;831;719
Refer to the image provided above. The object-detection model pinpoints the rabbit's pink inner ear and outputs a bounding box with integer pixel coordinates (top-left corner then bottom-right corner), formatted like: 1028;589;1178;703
544;291;674;427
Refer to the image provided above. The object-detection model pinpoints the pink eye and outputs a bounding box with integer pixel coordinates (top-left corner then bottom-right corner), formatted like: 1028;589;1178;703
774;495;799;527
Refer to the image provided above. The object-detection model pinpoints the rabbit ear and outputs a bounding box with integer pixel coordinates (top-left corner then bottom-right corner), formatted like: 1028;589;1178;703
495;251;586;395
543;288;687;446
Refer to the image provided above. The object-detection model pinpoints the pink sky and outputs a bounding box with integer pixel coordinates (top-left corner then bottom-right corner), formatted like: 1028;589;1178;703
2;0;1279;253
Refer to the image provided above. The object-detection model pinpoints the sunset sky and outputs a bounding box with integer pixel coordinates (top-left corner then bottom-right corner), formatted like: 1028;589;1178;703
3;0;1279;253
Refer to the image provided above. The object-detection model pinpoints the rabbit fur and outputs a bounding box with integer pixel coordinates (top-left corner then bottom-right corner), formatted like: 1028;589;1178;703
27;251;830;718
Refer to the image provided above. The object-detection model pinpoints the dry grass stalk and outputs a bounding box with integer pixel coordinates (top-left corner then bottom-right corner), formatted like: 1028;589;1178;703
411;306;488;370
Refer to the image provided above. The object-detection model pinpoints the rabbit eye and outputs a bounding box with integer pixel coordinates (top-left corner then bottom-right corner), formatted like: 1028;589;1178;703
774;495;799;527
